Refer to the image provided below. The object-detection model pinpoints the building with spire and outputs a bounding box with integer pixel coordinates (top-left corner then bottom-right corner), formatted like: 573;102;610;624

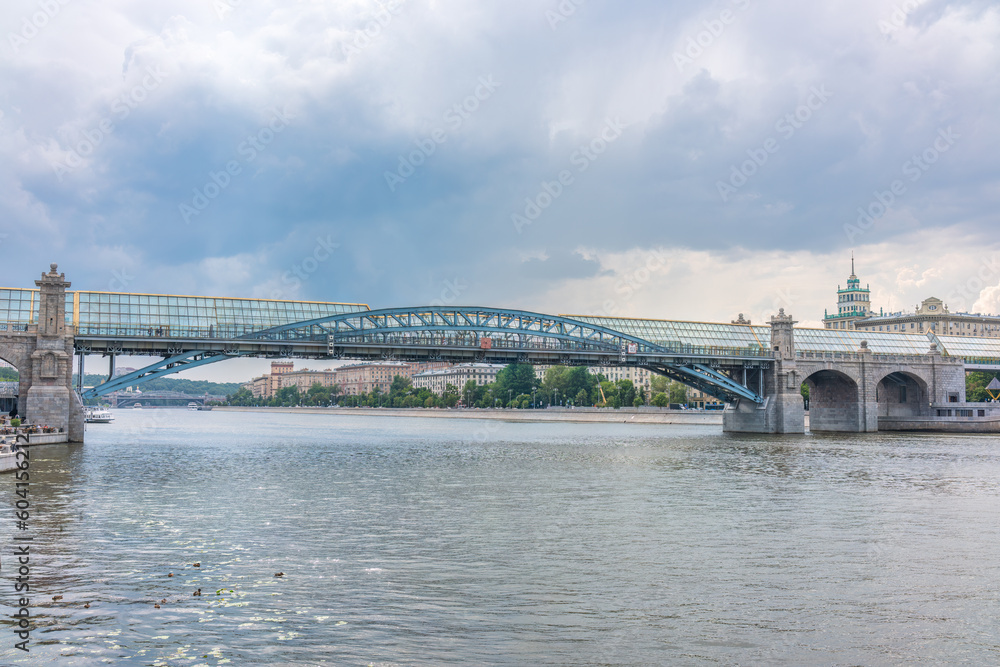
823;256;872;330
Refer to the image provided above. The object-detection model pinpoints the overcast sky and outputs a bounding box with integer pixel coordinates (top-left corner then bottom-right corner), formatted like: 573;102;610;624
3;0;999;381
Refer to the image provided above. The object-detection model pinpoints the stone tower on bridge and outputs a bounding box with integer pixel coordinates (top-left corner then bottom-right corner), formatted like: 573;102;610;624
0;264;84;441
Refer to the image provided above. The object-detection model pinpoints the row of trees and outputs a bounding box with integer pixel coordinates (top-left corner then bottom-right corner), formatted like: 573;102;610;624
224;363;700;409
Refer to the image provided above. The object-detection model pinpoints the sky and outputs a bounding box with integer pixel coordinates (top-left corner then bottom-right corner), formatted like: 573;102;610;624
3;0;1000;382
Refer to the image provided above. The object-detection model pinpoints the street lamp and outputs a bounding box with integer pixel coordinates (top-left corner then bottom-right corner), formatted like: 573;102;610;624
508;389;512;408
532;387;536;409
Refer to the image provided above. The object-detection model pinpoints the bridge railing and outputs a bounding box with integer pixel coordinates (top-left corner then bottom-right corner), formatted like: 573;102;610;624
75;324;279;339
796;351;935;363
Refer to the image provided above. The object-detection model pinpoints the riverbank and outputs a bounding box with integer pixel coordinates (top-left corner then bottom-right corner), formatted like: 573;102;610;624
215;405;724;425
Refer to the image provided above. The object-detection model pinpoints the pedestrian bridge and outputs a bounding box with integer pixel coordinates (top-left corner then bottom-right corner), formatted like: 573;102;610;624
2;264;999;440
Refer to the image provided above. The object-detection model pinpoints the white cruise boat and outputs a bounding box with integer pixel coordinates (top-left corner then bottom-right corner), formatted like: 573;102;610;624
85;408;115;424
0;435;21;474
188;402;199;410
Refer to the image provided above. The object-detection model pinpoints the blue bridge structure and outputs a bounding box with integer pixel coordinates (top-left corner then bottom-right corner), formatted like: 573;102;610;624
3;264;1000;441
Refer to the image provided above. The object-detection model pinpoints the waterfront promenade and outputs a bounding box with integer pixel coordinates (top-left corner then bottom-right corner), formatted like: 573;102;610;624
217;405;727;425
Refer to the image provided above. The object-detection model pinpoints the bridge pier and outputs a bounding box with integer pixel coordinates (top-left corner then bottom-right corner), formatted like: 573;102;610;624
17;265;84;442
723;309;804;434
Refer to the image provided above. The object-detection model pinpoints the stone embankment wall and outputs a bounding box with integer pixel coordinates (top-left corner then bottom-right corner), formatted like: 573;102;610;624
215;406;726;425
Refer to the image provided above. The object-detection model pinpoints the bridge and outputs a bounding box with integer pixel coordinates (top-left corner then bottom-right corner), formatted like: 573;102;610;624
2;264;999;441
106;391;227;408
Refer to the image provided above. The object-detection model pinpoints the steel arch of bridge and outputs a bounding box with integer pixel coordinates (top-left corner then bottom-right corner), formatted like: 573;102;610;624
80;306;766;402
245;306;668;353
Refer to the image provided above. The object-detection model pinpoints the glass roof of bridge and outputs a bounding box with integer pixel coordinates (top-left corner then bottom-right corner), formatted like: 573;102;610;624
0;288;368;337
566;316;770;353
793;328;936;354
568;316;946;356
930;333;1000;363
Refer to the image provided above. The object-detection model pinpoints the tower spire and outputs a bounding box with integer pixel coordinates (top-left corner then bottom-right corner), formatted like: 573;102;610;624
851;251;855;276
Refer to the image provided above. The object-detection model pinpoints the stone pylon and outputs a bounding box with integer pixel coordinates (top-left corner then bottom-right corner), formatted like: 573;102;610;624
25;264;84;441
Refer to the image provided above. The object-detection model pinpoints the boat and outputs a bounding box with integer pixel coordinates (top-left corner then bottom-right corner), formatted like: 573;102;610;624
132;403;143;409
85;408;115;424
0;435;22;474
197;405;213;411
187;402;199;410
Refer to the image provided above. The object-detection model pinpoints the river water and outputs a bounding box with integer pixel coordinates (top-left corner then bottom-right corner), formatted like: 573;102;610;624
1;409;998;665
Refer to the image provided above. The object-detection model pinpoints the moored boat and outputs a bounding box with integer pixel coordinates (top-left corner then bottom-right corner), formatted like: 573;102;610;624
0;435;21;474
187;402;199;410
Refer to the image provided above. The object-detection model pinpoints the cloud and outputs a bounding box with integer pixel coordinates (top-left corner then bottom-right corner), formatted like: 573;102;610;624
0;0;997;368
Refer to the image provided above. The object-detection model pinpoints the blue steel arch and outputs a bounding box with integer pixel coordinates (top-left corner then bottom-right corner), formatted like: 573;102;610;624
81;306;765;402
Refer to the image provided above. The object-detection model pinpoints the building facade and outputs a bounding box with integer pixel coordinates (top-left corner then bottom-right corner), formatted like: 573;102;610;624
853;297;1000;338
823;259;872;330
412;363;506;395
335;361;415;396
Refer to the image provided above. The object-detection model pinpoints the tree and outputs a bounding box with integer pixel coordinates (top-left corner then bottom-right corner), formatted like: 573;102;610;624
616;379;636;407
390;375;413;398
651;392;668;407
575;388;589;406
967;371;1000;402
494;363;538;398
650;374;669;394
272;385;300;407
442;383;460;408
227;387;256;406
668;382;687;404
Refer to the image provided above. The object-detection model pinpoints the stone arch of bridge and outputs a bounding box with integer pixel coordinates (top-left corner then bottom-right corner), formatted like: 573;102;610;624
803;368;862;432
875;370;930;418
0;342;30;417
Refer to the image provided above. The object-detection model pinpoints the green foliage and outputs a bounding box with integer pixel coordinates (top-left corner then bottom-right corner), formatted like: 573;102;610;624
668;382;688;404
0;367;19;381
800;383;810;400
651;392;668;407
494;363;538;399
11;418;21;427
650;374;669;394
616;379;636;407
575;389;590;406
967;371;1000;402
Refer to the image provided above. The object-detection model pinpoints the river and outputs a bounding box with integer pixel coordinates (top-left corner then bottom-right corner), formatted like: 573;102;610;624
2;409;998;665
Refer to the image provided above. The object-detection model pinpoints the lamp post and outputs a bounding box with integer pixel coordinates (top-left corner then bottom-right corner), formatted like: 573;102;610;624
532;388;536;409
508;389;512;409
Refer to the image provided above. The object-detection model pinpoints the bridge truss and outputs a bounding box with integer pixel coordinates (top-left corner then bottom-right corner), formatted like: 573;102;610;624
78;306;769;403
